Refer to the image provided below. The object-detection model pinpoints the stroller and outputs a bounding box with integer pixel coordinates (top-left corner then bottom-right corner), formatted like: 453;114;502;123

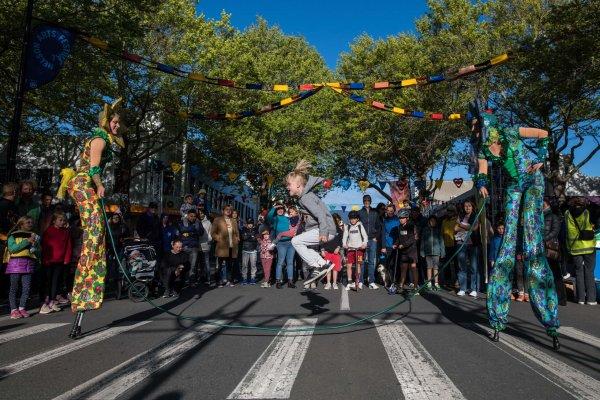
117;238;159;302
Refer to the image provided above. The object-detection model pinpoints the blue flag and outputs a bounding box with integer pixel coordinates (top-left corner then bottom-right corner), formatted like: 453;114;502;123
25;24;74;91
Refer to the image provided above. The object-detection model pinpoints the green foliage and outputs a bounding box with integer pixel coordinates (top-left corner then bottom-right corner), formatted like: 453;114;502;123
1;0;597;199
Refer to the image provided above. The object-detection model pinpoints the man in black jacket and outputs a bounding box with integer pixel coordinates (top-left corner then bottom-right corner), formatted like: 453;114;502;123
136;202;161;251
543;198;567;305
358;195;382;289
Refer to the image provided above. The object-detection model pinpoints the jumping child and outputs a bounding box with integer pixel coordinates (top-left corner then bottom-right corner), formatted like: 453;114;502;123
286;160;337;287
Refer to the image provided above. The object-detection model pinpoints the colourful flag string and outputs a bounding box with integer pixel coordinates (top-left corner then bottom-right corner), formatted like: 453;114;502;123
329;87;463;121
173;85;324;120
78;33;511;93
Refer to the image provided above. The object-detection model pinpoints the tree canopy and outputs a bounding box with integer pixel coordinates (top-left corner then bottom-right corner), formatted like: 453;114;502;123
1;0;598;200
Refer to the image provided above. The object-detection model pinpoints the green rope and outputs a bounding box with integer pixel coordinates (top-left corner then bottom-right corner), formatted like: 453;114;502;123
101;198;485;332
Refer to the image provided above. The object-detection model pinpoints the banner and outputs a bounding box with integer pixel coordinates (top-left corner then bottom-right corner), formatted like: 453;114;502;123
25;24;74;91
390;178;410;210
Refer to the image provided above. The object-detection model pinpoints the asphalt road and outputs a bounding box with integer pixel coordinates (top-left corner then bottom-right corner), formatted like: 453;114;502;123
0;284;599;400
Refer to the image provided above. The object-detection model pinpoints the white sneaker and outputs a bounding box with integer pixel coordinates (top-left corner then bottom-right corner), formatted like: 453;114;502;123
457;290;466;296
469;291;477;298
358;282;363;290
563;273;571;279
578;301;585;305
324;283;332;290
333;283;339;290
369;282;379;290
587;302;597;306
346;282;355;290
39;304;52;314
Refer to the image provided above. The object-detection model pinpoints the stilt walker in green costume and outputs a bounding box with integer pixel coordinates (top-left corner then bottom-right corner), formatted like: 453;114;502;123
470;102;560;350
57;98;125;339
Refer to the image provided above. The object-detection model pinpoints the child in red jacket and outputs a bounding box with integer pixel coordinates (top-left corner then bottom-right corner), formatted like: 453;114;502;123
40;212;72;314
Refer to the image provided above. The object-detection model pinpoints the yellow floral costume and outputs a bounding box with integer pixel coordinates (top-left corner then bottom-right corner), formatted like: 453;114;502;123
67;127;114;312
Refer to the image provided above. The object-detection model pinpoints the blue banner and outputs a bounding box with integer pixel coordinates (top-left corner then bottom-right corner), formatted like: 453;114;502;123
25;24;74;91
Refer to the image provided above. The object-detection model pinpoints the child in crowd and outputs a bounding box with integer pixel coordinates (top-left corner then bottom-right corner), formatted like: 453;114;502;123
240;218;258;285
286;160;337;287
394;209;418;291
258;228;274;287
6;216;39;319
488;222;504;270
180;194;196;219
419;215;445;290
343;211;368;290
322;213;344;290
40;212;72;314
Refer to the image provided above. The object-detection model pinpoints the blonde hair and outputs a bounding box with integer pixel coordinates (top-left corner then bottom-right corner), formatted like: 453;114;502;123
12;216;33;233
286;159;312;186
51;212;66;225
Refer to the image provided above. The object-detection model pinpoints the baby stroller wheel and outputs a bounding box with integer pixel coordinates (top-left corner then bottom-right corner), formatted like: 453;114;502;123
129;280;149;302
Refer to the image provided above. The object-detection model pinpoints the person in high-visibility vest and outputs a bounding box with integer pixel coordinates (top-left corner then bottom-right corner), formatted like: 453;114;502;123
565;197;597;305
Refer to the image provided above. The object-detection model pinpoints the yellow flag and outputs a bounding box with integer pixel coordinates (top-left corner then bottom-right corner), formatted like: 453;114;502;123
171;163;182;173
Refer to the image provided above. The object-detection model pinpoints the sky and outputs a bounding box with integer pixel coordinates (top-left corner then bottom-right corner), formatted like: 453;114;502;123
196;1;599;206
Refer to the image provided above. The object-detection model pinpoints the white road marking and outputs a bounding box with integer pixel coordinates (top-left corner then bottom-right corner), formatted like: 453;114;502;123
0;323;69;344
474;323;600;400
340;285;350;310
374;319;466;400
228;318;318;399
0;320;151;378
52;320;227;400
560;326;600;350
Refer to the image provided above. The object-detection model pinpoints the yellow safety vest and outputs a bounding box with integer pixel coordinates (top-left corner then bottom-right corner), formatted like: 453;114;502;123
565;210;595;255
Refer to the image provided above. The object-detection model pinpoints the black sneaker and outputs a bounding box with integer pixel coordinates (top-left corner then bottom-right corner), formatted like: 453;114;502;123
287;281;296;289
276;280;283;289
303;262;333;287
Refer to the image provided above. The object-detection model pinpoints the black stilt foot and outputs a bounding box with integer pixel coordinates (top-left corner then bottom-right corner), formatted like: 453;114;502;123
69;311;84;339
553;336;560;351
492;330;500;342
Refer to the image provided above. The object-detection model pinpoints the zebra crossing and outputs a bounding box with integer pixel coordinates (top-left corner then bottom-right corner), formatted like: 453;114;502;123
0;315;599;400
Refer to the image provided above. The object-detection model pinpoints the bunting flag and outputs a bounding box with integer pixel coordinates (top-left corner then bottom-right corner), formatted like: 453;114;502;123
377;180;387;190
341;205;347;212
339;179;352;190
351;205;360;211
25;24;74;91
330;87;463;121
170;162;182;173
190;165;201;178
323;178;333;189
228;172;238;183
453;178;464;188
79;30;510;92
358;180;370;192
435;179;444;190
266;175;275;187
209;168;220;180
175;86;323;121
328;204;337;211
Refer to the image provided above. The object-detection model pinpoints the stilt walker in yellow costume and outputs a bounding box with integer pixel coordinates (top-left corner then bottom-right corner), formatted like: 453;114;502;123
57;98;125;339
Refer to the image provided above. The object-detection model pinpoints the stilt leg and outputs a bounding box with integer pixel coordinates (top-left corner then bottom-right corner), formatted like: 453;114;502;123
69;311;84;339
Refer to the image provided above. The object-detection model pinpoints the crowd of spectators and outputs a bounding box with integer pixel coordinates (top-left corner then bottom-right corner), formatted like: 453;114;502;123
1;180;598;319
